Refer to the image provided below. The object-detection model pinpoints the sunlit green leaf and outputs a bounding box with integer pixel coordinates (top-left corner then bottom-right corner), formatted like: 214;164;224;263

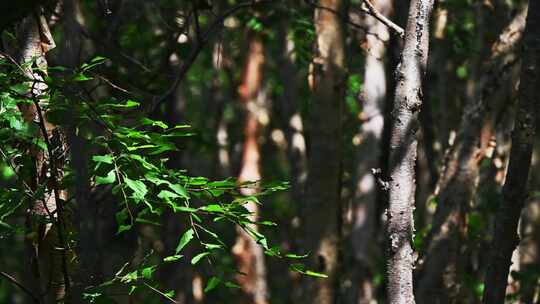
169;184;189;199
92;155;113;164
124;177;147;200
202;204;224;213
96;170;116;185
285;253;308;259
141;266;156;280
176;228;194;254
158;190;180;199
305;271;328;278
120;270;138;283
191;252;210;265
163;255;183;262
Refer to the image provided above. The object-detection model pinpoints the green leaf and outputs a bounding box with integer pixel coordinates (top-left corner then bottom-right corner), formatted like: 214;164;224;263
109;100;140;108
204;277;220;293
163;255;183;262
141;266;156;280
145;174;168;185
142;200;159;214
265;246;281;257
285;253;308;259
120;270;138;283
158;190;180;199
127;144;157;151
258;220;277;226
305;270;328;278
73;73;93;81
202;243;223;250
169;184;189;199
207;179;236;188
92;155;113;164
188;177;208;186
96;170;116;185
81;56;108;71
7;115;23;131
164;290;175;298
117;224;132;234
191;252;210;265
224;281;241;289
175;228;194;254
34;139;47;151
129;154;158;170
202;204;224;213
247;18;263;32
289;263;305;272
175;206;198;213
456;65;468;79
128;285;138;295
140;118;168;129
10;83;28;95
124;177;147;200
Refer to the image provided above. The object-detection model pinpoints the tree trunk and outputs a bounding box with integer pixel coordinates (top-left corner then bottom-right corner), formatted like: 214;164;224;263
385;0;434;303
301;0;346;303
350;1;392;303
483;2;539;303
232;34;269;304
278;22;307;220
59;1;99;299
415;6;528;303
4;9;73;303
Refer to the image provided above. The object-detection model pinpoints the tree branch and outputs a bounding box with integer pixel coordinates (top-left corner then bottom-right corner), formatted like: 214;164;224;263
0;271;40;303
360;0;404;38
305;0;403;38
149;0;276;113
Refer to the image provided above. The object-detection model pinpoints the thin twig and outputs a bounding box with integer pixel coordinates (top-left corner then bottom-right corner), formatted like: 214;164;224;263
0;147;35;196
142;281;180;304
94;74;133;95
0;271;40;303
33;99;72;294
360;0;404;38
113;158;134;226
305;1;403;38
150;0;276;113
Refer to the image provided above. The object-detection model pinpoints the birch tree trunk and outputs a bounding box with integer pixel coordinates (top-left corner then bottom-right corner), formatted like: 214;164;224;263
483;2;540;303
386;1;434;303
302;0;346;303
4;9;73;303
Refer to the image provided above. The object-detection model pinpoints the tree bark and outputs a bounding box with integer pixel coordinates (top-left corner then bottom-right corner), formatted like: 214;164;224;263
385;0;434;303
59;1;99;299
483;2;540;303
4;9;73;303
415;6;528;303
232;33;269;304
350;1;392;303
302;0;346;303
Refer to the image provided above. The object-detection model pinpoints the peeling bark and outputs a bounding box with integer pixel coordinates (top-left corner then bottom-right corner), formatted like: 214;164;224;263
232;34;269;304
4;10;73;303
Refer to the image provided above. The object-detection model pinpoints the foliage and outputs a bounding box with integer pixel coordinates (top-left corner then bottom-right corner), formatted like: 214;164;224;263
0;55;321;302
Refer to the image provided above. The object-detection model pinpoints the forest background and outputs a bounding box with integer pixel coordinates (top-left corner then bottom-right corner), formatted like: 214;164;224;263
0;0;539;303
